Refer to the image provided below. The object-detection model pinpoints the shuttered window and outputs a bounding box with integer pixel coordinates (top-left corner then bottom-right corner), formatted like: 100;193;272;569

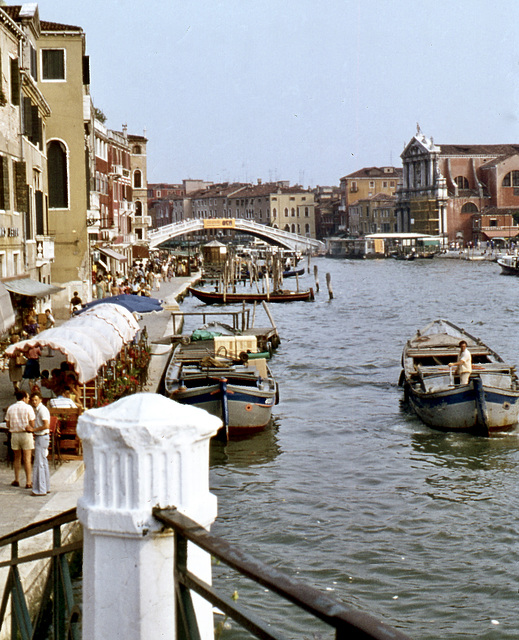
42;49;65;80
0;157;10;211
47;141;68;208
10;57;20;106
35;190;44;235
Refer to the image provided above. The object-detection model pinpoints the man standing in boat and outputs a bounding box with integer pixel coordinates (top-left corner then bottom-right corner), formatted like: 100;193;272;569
450;340;472;385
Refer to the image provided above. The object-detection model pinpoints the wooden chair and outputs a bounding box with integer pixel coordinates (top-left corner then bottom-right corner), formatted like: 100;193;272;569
48;407;82;461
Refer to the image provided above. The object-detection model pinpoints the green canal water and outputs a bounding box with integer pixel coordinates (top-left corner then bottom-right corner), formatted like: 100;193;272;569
200;256;519;639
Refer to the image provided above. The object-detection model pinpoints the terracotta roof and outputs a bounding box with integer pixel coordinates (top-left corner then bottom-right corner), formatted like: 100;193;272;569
3;5;82;30
342;166;403;180
439;144;519;156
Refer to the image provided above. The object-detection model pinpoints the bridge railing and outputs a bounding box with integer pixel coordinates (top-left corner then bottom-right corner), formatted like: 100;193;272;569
0;508;82;640
153;506;413;640
0;395;414;640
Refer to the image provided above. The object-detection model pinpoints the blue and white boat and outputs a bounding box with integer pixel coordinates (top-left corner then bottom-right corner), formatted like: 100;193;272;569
400;319;519;436
163;331;278;437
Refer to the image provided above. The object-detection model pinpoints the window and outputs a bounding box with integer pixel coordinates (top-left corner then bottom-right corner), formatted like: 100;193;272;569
305;223;310;234
135;201;142;216
47;140;68;208
30;45;37;80
461;202;478;214
134;170;142;189
0;156;9;210
455;176;469;189
291;208;295;217
369;181;375;188
284;208;288;216
10;57;19;105
133;145;141;154
489;219;497;227
42;49;65;80
305;207;309;217
502;171;519;187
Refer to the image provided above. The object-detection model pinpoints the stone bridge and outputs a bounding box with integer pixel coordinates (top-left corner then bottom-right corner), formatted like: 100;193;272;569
148;218;324;252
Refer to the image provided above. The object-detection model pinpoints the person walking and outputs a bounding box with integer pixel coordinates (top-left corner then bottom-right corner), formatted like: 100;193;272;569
5;390;35;488
8;334;24;393
44;309;55;330
29;391;51;496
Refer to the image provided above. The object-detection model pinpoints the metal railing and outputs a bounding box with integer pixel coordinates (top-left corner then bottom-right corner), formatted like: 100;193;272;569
0;506;413;640
0;508;82;640
153;507;413;640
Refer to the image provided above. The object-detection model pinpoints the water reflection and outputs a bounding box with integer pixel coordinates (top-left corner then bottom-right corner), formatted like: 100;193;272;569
210;417;281;468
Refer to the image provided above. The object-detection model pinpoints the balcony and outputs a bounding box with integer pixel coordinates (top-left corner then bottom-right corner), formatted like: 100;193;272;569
35;235;55;266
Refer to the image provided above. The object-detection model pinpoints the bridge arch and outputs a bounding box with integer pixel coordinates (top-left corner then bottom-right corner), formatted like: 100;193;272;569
148;218;324;252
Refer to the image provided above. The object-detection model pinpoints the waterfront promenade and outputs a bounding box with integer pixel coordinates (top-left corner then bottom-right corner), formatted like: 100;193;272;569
0;271;201;537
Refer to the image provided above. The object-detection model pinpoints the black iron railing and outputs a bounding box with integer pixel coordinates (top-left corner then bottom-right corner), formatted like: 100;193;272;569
0;508;82;640
153;507;413;640
0;506;414;639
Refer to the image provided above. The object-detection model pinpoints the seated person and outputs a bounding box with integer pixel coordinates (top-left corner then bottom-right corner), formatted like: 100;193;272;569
49;386;77;409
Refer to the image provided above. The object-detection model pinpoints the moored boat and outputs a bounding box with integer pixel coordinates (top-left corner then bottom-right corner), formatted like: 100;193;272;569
497;254;519;275
400;319;519;435
163;332;278;437
188;287;314;304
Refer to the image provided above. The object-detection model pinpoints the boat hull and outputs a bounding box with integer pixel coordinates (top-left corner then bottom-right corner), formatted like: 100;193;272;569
188;287;314;304
169;382;276;432
406;381;519;432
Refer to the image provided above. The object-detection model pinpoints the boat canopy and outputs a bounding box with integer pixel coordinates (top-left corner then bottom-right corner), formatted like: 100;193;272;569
5;303;140;383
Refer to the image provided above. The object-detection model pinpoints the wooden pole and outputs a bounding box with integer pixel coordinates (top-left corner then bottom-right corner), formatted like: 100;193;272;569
326;272;334;300
261;300;277;331
314;264;319;292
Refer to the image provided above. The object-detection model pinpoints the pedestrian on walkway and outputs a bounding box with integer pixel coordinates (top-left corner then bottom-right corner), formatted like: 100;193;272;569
22;344;41;383
29;391;50;496
7;334;24;393
44;309;55;330
5;390;35;488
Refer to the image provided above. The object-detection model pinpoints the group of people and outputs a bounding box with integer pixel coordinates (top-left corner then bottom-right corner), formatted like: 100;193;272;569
4;366;80;495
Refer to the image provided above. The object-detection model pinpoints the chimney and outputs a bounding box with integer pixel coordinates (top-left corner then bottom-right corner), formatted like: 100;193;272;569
257;178;262;185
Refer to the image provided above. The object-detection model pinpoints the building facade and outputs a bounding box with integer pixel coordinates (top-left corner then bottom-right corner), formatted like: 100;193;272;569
397;128;519;246
340;166;402;235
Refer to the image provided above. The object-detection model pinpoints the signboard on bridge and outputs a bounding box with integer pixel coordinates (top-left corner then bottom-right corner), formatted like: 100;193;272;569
203;219;236;229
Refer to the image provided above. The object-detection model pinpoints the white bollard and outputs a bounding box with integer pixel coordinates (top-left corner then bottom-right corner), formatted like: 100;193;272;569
77;393;222;640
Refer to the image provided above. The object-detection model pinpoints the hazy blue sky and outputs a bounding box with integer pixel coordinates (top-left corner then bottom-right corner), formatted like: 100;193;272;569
30;1;519;186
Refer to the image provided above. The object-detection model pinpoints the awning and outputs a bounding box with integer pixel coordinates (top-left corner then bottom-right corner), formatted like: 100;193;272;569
0;282;15;334
98;247;128;262
5;303;140;383
3;278;64;298
481;229;519;239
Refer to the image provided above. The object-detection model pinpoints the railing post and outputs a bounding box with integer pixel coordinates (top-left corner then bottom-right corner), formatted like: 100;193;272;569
77;393;221;640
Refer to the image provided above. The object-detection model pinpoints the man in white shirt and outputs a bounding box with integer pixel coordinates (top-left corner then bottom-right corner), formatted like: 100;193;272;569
5;390;35;488
450;340;472;385
30;391;51;496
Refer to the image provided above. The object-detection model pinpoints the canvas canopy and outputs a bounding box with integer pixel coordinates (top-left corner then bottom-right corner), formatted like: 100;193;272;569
0;282;15;334
5;303;140;383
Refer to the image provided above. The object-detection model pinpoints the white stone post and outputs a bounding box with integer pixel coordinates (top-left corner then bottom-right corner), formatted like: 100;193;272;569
77;393;222;640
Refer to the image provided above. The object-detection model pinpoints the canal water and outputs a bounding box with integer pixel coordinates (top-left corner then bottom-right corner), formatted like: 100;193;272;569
185;256;519;639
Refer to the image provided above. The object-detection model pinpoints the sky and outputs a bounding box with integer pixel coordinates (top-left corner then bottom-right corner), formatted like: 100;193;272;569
20;0;519;187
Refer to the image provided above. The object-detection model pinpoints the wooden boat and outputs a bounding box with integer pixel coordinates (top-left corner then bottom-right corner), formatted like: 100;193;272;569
282;267;305;277
400;319;519;435
188;287;314;304
163;332;278;437
497;254;519;275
